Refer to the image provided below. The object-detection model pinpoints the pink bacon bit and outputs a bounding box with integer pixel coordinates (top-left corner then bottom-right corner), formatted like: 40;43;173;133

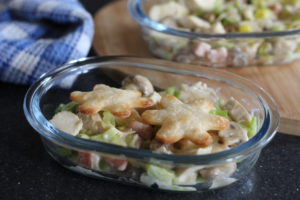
129;121;154;140
207;47;228;63
194;42;212;57
269;4;282;14
77;152;100;170
104;157;128;171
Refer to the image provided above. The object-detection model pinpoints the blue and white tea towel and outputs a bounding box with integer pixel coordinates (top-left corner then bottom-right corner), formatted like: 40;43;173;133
0;0;94;84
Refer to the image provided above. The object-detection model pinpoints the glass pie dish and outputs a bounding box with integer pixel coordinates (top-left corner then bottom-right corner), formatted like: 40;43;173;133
24;56;279;192
128;0;300;67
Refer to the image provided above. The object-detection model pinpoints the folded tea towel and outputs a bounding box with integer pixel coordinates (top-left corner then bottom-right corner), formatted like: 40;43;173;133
0;0;94;84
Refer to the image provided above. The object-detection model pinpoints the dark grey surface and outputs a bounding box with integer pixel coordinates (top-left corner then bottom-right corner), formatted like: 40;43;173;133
0;0;300;200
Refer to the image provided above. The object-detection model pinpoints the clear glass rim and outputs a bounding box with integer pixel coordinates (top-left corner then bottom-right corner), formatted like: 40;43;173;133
23;56;280;165
128;0;300;39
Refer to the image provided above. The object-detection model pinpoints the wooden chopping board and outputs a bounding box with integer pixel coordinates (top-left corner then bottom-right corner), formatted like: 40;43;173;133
93;0;300;136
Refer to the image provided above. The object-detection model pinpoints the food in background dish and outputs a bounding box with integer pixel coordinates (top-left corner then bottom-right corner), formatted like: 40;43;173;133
149;0;300;33
50;75;257;190
142;0;300;67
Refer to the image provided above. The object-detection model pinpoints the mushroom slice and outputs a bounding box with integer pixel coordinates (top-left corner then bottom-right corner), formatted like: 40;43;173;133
122;75;154;97
210;132;229;153
173;139;213;155
149;140;172;154
50;111;83;136
175;166;205;185
199;162;237;180
149;91;161;104
222;97;251;123
199;162;237;189
219;122;248;146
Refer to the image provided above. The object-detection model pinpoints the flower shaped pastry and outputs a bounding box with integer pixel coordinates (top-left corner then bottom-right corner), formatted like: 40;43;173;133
70;84;155;117
142;96;230;146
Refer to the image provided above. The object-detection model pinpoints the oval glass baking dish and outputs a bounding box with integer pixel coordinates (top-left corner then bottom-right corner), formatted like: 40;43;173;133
128;0;300;67
24;56;279;192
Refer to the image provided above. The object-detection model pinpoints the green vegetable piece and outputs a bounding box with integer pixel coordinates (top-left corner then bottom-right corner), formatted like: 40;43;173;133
174;90;181;98
146;164;175;184
254;8;272;19
78;133;90;139
79;129;93;136
125;134;141;148
210;100;229;119
90;134;104;142
233;0;242;9
260;55;274;65
296;44;300;52
281;0;300;5
253;0;265;8
239;24;253;33
213;41;234;49
165;86;176;95
245;117;258;138
213;0;224;14
222;17;238;26
91;127;126;146
287;20;300;29
271;26;285;31
102;111;116;126
57;146;73;157
210;109;230;119
99;160;111;171
196;176;205;182
258;42;272;56
164;86;181;98
240;116;258;138
55;104;65;113
55;101;79;114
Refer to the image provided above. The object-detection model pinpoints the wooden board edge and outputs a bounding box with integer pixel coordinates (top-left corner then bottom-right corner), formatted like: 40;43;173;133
92;0;123;56
279;118;300;136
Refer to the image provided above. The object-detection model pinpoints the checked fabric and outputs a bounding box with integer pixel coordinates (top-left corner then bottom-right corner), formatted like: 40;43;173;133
0;0;94;84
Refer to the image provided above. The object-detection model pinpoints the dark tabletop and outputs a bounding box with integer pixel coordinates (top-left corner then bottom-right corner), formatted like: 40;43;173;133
1;1;300;200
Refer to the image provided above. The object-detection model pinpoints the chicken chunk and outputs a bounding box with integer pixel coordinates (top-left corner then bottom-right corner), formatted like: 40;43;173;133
77;113;103;134
149;2;188;22
187;0;220;12
179;15;211;30
50;111;83;136
179;81;218;104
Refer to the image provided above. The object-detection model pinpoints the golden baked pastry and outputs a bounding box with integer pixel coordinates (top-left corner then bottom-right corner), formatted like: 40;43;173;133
142;96;229;146
70;84;155;117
